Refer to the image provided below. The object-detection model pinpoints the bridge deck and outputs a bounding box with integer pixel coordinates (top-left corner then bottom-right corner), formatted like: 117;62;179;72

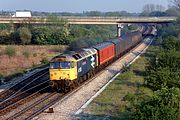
0;16;176;24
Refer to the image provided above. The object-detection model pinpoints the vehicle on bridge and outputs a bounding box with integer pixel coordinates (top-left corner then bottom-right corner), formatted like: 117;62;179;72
12;10;32;17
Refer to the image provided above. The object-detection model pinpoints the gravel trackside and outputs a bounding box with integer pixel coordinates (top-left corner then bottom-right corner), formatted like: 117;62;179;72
34;37;152;120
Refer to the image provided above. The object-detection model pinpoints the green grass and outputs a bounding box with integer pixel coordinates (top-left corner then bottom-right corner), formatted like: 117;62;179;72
82;46;157;119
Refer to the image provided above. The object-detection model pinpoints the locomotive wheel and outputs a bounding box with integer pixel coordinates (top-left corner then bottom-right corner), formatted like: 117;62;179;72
79;77;83;83
83;75;87;81
75;79;80;86
87;72;91;79
69;81;75;90
49;81;59;92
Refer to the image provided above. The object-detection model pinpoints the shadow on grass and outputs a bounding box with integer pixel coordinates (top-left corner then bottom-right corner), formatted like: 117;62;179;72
75;111;131;120
114;79;142;88
133;69;146;77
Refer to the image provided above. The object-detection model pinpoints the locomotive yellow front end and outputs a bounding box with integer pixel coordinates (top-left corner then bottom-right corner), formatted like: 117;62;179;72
49;54;77;91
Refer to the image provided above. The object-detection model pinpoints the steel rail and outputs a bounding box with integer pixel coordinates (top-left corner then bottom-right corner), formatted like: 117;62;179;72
0;69;48;102
0;80;49;113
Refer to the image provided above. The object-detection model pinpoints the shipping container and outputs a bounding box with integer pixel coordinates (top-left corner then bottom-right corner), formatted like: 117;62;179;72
93;42;115;65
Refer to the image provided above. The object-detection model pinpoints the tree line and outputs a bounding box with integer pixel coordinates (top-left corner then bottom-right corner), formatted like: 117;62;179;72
0;16;117;47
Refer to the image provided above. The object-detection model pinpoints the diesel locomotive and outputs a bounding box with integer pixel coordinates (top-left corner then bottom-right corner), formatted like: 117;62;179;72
49;25;155;91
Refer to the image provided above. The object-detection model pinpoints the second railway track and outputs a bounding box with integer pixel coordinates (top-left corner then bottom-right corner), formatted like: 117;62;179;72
0;67;49;102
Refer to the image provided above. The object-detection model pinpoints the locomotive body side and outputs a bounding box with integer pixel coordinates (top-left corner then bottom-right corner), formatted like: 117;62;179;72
76;48;98;78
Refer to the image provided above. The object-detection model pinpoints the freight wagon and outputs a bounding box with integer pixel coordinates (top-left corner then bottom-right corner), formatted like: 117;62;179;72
93;42;115;65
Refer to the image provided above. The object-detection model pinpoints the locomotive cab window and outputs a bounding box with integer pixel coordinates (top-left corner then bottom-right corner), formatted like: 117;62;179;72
50;62;71;69
70;62;76;68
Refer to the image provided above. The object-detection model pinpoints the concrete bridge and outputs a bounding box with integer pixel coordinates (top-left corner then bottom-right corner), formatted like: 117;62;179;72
0;16;176;37
0;16;176;25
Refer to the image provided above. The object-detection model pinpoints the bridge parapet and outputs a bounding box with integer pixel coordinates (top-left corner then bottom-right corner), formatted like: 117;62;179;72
0;16;176;24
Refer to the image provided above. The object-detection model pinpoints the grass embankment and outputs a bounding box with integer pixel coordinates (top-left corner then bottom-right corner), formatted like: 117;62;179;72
83;45;159;119
0;45;67;79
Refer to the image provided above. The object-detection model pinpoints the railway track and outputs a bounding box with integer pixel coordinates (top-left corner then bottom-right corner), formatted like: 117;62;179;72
0;80;49;115
0;67;48;102
6;92;61;120
0;86;51;119
1;69;106;119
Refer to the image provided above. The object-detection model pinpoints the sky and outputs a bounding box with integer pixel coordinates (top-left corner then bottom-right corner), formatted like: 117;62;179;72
0;0;169;13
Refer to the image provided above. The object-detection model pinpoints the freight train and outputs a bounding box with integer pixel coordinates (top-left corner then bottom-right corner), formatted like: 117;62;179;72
49;25;156;91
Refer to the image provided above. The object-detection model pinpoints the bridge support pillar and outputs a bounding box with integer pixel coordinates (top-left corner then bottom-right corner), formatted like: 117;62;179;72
117;24;123;37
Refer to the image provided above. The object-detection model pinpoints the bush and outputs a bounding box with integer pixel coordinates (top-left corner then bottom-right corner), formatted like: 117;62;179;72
33;53;37;57
0;73;4;83
5;46;16;57
132;87;180;120
18;27;32;45
22;49;30;58
41;57;49;64
0;73;3;79
145;50;180;90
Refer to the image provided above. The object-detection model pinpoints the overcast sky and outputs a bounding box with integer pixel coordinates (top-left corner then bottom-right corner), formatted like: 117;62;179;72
0;0;169;13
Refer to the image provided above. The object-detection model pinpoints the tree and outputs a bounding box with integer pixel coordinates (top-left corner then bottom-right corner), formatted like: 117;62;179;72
18;27;32;45
32;26;52;44
132;87;180;120
145;50;180;90
149;11;167;17
141;4;165;16
0;24;11;30
156;4;166;11
161;36;180;51
170;0;180;10
49;28;72;45
83;11;103;16
143;4;156;13
166;7;180;16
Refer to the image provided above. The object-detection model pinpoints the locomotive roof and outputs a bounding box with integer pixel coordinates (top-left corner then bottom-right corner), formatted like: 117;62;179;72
71;48;97;61
50;53;76;62
50;48;97;62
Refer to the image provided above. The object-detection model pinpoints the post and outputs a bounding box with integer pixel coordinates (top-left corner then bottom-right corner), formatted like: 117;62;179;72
117;23;123;37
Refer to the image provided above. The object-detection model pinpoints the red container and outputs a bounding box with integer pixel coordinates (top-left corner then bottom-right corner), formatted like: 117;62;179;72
93;42;115;65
